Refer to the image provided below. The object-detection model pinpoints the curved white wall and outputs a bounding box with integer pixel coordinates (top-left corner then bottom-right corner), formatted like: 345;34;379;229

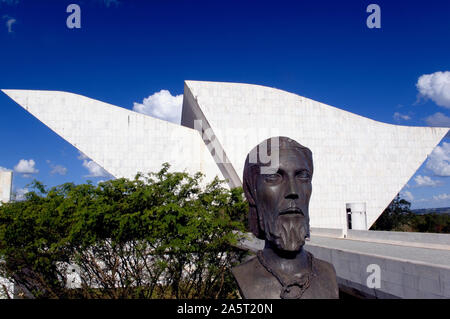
181;81;449;229
2;89;223;185
3;83;448;230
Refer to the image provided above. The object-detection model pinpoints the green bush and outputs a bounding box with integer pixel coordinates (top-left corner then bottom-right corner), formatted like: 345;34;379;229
0;163;248;299
371;194;450;233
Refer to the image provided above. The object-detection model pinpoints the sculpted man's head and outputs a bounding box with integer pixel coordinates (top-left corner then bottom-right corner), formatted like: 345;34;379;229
236;137;339;299
243;136;313;252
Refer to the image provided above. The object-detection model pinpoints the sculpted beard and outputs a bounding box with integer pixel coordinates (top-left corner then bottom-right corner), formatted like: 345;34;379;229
267;214;309;251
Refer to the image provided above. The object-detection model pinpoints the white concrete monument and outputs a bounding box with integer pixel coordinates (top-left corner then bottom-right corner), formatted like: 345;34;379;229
2;81;448;230
0;171;13;205
346;202;367;231
1;89;222;183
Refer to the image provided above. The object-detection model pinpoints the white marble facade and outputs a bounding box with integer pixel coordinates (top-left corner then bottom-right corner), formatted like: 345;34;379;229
0;171;12;205
181;81;448;229
3;82;448;229
1;89;222;185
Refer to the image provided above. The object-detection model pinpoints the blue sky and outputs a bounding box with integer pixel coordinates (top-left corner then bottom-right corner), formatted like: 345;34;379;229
0;0;450;209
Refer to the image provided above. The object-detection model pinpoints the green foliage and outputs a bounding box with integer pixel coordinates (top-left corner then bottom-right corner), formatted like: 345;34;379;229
371;194;450;233
371;194;412;231
0;163;249;298
408;213;450;233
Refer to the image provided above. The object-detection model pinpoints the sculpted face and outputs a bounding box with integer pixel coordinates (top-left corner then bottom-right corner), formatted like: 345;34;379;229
255;147;312;252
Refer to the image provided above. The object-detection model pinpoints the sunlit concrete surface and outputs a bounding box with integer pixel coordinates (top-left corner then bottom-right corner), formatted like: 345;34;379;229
1;89;223;184
182;81;449;229
3;82;449;229
3;84;450;299
239;229;450;299
0;171;12;205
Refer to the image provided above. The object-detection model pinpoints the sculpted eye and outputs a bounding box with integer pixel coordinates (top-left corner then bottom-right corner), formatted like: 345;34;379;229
264;173;282;183
296;170;311;180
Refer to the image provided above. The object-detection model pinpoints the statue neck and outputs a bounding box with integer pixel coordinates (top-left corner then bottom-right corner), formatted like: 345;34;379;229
262;240;309;276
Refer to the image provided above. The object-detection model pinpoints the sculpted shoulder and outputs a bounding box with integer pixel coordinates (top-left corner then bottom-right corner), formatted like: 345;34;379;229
231;253;339;299
232;256;279;299
310;255;339;299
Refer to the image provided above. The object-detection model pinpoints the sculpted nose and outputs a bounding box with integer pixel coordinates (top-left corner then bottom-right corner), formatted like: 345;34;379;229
285;192;299;200
285;177;299;200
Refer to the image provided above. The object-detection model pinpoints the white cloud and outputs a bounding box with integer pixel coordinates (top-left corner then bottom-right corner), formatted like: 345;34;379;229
46;160;67;176
6;17;15;32
402;190;414;202
414;175;441;187
78;152;109;178
0;166;12;172
426;142;450;176
433;193;450;201
82;160;108;177
416;71;450;108
425;112;450;127
51;165;67;176
133;90;183;124
393;112;411;121
14;159;38;174
2;15;16;33
77;152;88;160
14;188;29;201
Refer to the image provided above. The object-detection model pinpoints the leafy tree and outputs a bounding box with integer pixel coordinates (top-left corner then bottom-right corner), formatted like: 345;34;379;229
371;193;450;233
370;194;412;231
410;213;450;233
0;163;248;299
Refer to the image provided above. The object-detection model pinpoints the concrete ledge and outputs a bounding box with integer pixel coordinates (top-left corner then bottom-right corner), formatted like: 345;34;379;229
347;230;450;250
311;227;343;238
305;242;450;299
235;230;450;298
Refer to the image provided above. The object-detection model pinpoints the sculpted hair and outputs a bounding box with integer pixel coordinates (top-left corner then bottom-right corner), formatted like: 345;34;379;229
243;136;313;239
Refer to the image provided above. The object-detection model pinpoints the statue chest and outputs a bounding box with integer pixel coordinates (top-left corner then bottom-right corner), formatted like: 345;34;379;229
232;254;339;299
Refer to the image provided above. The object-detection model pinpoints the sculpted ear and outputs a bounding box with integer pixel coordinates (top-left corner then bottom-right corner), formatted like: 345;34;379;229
257;207;265;236
243;175;265;239
244;184;262;238
243;157;266;239
248;205;265;239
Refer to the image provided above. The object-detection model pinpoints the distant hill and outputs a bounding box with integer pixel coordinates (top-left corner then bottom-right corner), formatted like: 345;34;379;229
411;207;450;215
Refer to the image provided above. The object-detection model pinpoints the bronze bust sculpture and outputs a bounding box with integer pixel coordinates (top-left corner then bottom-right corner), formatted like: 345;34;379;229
232;137;339;299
